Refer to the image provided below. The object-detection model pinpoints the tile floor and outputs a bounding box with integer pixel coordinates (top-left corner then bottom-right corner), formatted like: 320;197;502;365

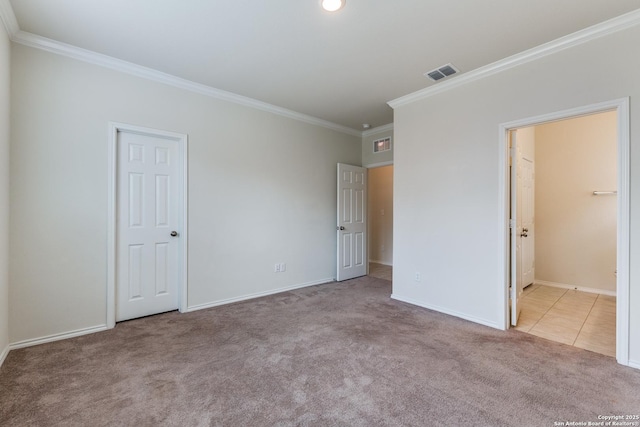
368;262;392;281
515;284;616;357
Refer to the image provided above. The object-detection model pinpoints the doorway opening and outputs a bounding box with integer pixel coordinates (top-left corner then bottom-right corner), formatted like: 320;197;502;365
499;98;630;366
510;112;617;357
367;164;393;282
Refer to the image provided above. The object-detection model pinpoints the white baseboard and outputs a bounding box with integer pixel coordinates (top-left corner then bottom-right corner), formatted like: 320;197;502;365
0;344;9;368
535;280;616;297
369;260;393;266
627;359;640;370
187;278;334;313
9;325;108;350
618;359;640;369
5;279;335;350
390;293;503;331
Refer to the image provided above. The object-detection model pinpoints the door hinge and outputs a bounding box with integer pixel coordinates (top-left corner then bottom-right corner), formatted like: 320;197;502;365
509;219;515;229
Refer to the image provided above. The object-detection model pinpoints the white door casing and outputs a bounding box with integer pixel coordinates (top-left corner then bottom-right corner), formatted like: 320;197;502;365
107;123;188;327
510;131;522;326
337;163;367;281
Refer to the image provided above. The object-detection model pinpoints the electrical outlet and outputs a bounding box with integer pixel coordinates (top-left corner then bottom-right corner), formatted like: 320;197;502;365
414;272;421;282
381;244;385;252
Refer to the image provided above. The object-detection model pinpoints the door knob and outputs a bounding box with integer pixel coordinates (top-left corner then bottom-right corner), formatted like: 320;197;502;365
522;228;529;233
520;232;528;238
337;226;345;231
170;231;179;237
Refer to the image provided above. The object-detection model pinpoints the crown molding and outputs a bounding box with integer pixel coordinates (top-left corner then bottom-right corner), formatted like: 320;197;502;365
362;123;394;138
0;2;366;138
0;0;18;37
389;8;640;109
9;30;362;138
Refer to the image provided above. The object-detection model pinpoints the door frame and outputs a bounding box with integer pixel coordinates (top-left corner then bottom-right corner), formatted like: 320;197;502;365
498;98;630;366
107;122;189;328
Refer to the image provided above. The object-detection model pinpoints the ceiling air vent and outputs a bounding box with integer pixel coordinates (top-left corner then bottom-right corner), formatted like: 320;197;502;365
424;63;459;82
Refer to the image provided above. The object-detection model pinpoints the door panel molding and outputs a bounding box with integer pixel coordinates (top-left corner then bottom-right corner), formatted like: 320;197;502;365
498;98;630;366
337;163;367;281
107;122;188;328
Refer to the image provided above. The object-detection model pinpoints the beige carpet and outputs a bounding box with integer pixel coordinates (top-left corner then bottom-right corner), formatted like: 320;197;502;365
1;276;639;426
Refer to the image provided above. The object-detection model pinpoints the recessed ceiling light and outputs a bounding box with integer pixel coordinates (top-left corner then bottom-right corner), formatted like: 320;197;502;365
362;124;371;129
321;0;345;12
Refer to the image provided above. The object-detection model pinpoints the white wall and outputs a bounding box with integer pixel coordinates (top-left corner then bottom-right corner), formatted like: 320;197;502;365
0;19;10;363
535;112;617;293
9;44;361;344
392;25;640;363
368;165;393;265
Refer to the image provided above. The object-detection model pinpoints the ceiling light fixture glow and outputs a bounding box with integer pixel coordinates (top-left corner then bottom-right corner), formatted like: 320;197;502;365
321;0;345;12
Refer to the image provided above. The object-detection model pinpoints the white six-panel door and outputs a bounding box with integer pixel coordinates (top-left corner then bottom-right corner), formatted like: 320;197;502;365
337;163;367;281
511;131;536;326
520;157;535;288
116;131;181;321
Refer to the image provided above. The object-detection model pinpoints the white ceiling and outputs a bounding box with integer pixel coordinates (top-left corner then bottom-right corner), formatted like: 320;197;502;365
7;0;640;131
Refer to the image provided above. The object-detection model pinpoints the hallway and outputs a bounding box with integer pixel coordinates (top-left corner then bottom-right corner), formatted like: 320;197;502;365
368;262;392;281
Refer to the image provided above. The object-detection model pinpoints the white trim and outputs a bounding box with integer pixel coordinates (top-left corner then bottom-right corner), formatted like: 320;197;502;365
388;10;640;109
0;344;8;367
9;325;108;350
498;98;630;367
10;30;361;138
365;161;393;169
534;280;617;297
107;122;189;328
180;139;189;314
362;123;394;138
186;278;334;312
0;0;18;37
391;294;502;330
629;360;640;370
107;124;117;328
615;99;631;367
499;131;510;330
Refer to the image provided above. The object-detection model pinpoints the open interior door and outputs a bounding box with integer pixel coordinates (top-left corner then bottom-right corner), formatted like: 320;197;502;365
510;128;536;326
520;156;535;289
336;163;367;281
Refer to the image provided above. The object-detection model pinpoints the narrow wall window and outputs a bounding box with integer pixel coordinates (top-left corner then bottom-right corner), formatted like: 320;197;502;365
373;137;391;153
